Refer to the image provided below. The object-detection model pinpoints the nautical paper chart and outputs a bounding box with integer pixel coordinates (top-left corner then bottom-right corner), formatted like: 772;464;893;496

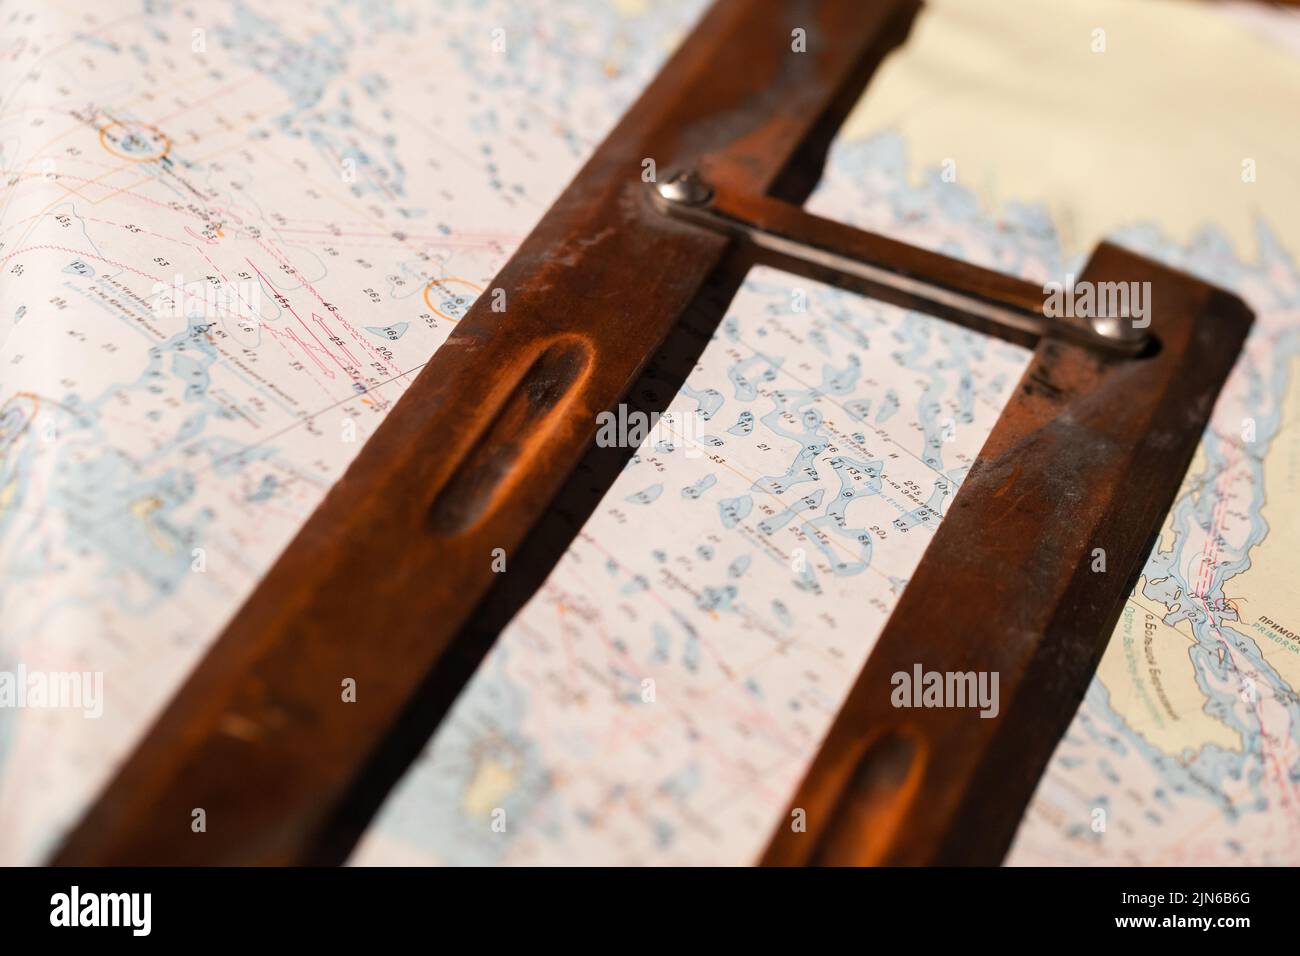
2;0;1299;865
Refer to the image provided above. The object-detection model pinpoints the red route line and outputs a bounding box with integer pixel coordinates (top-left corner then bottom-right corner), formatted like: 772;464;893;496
311;312;361;368
244;258;347;379
278;326;337;379
0;188;207;240
251;235;408;384
190;245;341;411
4;211;193;249
0;243;163;282
1192;452;1237;599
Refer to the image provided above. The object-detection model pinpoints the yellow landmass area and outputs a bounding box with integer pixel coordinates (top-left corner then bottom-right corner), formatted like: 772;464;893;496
1096;594;1239;756
842;0;1300;263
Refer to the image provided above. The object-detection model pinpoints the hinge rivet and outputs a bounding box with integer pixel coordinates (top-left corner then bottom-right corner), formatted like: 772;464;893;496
655;168;713;206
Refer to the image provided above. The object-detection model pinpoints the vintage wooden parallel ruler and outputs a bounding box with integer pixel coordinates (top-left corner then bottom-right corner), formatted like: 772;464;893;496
54;0;1252;866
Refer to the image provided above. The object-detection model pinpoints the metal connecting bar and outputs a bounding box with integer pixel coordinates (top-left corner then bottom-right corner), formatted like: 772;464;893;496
653;169;1151;355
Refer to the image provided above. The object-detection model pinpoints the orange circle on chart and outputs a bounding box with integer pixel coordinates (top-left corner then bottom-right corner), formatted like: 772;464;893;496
98;121;171;163
422;277;484;323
